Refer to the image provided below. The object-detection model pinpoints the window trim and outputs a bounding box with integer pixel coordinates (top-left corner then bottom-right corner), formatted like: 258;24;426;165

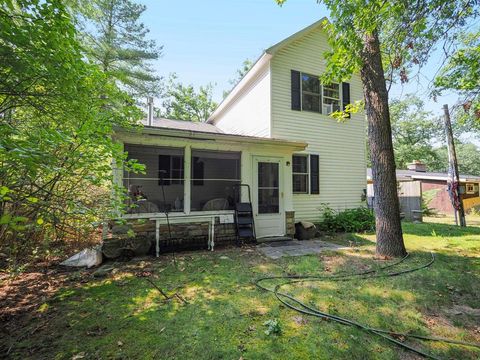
158;152;185;186
170;155;184;185
292;154;310;194
301;73;321;113
299;72;342;115
322;83;341;115
466;183;476;194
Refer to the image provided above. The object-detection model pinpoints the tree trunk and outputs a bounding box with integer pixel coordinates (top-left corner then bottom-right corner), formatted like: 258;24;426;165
360;31;407;258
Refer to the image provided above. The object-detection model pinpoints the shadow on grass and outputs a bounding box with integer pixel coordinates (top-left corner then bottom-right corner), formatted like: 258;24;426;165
1;245;479;360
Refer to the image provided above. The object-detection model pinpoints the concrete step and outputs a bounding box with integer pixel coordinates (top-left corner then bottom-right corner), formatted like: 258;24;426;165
256;236;293;244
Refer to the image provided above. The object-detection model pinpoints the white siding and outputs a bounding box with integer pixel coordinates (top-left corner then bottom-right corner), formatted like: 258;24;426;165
214;65;271;137
270;27;366;221
115;131;296;235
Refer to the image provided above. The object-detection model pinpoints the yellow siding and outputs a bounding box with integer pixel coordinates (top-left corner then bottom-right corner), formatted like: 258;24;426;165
270;27;366;221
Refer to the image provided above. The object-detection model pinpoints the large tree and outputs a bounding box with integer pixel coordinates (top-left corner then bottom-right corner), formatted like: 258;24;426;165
388;95;443;169
156;73;217;122
0;0;142;267
435;30;480;128
278;0;478;257
431;143;480;175
386;95;480;174
74;0;162;100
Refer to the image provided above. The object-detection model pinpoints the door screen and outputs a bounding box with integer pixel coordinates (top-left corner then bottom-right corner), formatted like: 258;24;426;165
258;162;279;214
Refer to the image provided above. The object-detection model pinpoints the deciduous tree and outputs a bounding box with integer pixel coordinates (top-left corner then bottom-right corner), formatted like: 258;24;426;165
435;30;480;128
0;0;143;268
156;73;217;122
277;0;479;257
389;96;443;169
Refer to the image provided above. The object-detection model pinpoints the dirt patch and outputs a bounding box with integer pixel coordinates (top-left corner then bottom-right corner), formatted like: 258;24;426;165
0;270;72;322
0;268;80;357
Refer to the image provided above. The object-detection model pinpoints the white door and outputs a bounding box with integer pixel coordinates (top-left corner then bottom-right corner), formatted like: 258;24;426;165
253;157;284;238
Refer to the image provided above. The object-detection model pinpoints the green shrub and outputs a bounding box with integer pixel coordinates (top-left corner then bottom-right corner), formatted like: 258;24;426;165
317;204;375;233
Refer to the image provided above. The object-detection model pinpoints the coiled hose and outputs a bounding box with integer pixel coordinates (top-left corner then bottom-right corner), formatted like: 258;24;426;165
255;252;480;359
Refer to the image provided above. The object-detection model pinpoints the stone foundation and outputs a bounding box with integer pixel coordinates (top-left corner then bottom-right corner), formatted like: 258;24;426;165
285;211;295;237
108;217;238;255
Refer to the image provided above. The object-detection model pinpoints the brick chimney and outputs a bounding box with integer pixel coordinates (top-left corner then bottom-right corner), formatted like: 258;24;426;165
407;160;427;172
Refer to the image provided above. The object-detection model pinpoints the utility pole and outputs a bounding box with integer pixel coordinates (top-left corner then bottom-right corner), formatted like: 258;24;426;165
443;104;466;227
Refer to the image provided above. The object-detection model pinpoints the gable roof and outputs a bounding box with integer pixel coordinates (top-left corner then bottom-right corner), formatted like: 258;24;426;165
207;18;329;124
265;17;328;55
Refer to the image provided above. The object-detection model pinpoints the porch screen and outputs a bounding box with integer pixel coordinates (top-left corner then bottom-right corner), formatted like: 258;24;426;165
191;150;241;211
123;145;184;213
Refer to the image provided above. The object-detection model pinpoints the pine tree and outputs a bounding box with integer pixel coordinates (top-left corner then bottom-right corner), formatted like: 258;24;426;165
76;0;162;100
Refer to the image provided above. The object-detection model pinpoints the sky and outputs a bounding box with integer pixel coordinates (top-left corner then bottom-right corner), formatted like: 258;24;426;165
140;0;469;118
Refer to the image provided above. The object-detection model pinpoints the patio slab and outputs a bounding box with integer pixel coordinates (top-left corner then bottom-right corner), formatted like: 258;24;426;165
257;239;348;259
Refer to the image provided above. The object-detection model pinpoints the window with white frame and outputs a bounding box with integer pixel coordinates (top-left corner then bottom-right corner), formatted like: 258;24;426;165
322;83;341;115
466;183;476;194
169;155;184;184
300;74;341;115
301;73;321;112
292;155;309;194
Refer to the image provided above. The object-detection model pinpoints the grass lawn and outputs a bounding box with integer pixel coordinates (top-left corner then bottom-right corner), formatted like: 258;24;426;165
424;214;480;227
1;221;480;359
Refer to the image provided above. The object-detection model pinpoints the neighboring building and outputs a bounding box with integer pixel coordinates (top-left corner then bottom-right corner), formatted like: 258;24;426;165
111;19;366;252
367;161;480;218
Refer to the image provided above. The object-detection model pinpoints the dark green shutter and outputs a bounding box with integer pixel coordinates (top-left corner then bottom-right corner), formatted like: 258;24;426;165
342;82;351;118
310;154;319;194
291;70;301;111
158;155;171;185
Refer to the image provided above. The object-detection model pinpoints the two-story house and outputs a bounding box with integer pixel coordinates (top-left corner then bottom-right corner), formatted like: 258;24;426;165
111;18;366;255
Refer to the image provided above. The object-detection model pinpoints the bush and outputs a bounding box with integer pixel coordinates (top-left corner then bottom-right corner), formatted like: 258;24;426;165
317;204;375;233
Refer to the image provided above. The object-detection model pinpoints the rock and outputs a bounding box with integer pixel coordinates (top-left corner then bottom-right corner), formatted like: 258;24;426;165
295;222;317;240
72;352;86;360
111;224;132;235
102;236;152;259
60;246;102;268
102;238;125;259
92;265;115;278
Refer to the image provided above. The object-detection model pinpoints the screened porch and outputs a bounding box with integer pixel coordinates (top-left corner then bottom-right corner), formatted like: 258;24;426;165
123;144;242;215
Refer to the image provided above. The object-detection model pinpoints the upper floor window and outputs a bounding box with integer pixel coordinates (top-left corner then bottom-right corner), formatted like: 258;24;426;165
301;73;321;113
291;70;349;116
322;83;340;115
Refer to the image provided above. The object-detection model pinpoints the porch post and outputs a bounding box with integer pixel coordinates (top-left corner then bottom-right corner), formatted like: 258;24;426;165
241;151;249;203
112;140;124;218
184;145;191;214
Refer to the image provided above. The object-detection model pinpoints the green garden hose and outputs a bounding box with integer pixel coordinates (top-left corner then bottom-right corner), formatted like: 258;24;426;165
255;252;480;359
